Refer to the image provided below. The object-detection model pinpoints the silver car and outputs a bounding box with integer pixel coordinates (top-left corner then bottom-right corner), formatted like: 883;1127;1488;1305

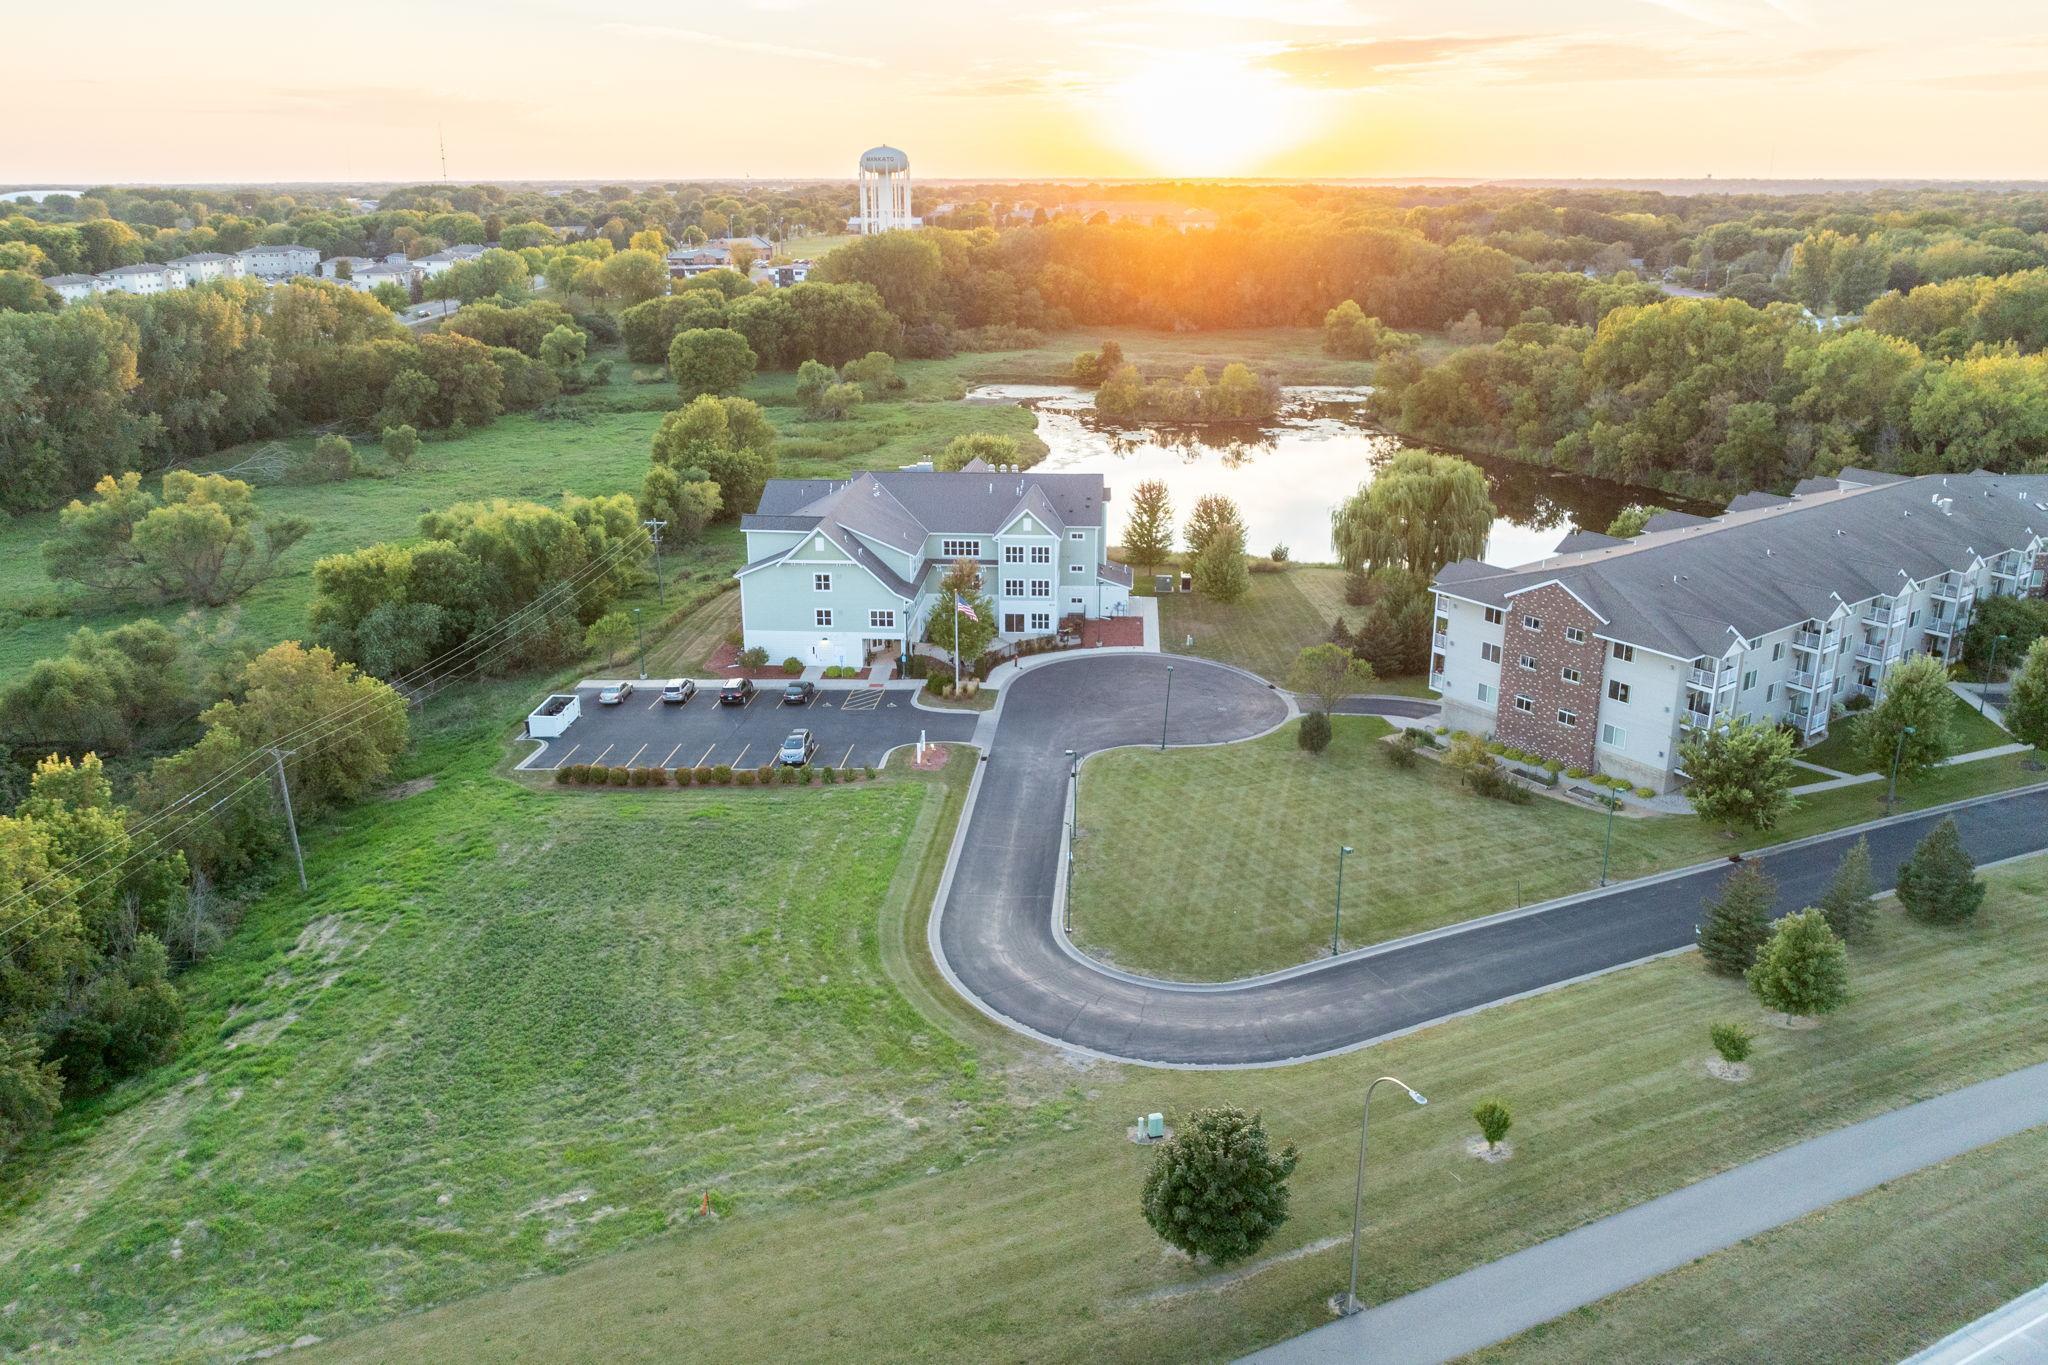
597;681;634;705
660;678;696;704
778;728;818;766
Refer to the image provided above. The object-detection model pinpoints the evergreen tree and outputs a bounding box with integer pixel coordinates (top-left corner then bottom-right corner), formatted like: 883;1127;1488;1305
1747;908;1849;1019
1816;836;1877;943
1191;522;1250;604
1296;710;1332;754
1140;1106;1298;1264
1894;817;1985;924
1698;862;1775;976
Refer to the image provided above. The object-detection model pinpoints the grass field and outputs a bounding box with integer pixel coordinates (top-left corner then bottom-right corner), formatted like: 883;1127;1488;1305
1071;715;2042;979
1798;690;2012;773
0;698;1047;1359
315;858;2048;1364
1147;563;1437;697
1475;1124;2048;1364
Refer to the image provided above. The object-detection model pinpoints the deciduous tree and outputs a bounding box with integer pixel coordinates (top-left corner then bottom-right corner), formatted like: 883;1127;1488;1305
1678;716;1798;832
1747;908;1849;1020
1330;451;1493;579
1858;654;1955;782
1287;643;1376;716
1121;479;1172;580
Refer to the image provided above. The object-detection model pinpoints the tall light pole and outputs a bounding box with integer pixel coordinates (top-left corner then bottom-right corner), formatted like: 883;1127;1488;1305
1981;633;2009;715
1886;723;1917;810
1598;792;1619;886
1343;1075;1427;1317
1332;845;1353;956
633;607;647;681
643;518;667;608
1159;664;1174;751
1063;749;1078;933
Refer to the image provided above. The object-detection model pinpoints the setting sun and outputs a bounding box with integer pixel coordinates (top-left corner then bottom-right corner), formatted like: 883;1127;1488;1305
1098;51;1317;176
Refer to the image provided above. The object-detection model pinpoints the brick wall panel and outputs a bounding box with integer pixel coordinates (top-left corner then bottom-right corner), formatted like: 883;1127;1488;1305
1491;583;1605;771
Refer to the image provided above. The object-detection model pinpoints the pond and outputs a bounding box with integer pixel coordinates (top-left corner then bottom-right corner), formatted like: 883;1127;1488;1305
966;384;1714;567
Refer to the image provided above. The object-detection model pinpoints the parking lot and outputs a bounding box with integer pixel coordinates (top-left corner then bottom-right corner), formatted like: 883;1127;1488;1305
521;681;979;772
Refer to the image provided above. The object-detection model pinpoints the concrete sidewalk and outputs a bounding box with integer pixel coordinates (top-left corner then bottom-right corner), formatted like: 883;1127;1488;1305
1246;1060;2048;1365
1906;1280;2048;1364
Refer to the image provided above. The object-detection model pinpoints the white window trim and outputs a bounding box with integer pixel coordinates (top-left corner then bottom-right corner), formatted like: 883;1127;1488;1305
1514;694;1535;713
815;609;833;627
1557;709;1578;727
1565;626;1586;644
813;572;832;592
1561;667;1582;685
1601;723;1627;747
1523;615;1542;631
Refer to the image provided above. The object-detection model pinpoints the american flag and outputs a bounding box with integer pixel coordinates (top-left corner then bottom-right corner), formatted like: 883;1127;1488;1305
954;593;979;622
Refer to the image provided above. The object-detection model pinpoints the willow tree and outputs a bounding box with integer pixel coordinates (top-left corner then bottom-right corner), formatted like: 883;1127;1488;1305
1330;451;1494;579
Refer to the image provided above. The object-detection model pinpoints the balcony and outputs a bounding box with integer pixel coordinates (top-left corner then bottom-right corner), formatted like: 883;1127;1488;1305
1787;670;1832;692
1791;630;1833;653
1688;667;1726;690
1682;706;1713;728
1854;642;1896;667
1432;631;1450;650
1923;618;1957;638
1931;581;1973;604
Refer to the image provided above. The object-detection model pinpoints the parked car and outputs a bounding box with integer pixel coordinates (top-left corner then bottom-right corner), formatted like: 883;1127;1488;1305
660;678;697;705
782;680;817;705
778;728;818;766
719;678;756;706
597;681;634;705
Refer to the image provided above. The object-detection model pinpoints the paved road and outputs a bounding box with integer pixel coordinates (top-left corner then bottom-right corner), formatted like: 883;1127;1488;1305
1249;1060;2048;1365
932;655;2048;1066
524;682;975;772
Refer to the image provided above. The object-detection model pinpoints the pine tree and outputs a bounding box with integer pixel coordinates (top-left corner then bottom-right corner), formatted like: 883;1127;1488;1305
1894;817;1985;925
1747;908;1849;1019
1140;1106;1298;1264
1816;836;1877;943
1191;523;1250;604
1121;479;1173;579
1698;862;1775;976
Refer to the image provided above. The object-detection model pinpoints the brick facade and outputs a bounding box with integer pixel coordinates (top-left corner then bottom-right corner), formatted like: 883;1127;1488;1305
1491;582;1605;771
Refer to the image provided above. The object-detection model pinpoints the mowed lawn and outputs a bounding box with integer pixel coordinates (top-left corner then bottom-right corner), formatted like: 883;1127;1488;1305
1150;564;1436;697
1071;716;2043;980
0;704;1066;1359
1798;689;2013;773
1475;1124;2048;1365
320;860;2048;1364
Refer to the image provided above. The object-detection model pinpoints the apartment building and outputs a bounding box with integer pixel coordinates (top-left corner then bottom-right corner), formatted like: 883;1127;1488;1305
737;460;1131;669
1430;469;2048;792
168;252;245;284
236;243;320;279
98;262;184;295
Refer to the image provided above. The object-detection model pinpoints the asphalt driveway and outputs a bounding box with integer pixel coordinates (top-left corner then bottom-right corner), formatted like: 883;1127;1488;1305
523;682;976;772
931;654;2048;1067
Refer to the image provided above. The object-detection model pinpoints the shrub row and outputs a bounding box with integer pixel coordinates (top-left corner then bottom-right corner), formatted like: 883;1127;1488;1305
552;763;877;787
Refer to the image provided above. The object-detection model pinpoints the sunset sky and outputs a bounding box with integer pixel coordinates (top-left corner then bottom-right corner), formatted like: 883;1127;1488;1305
7;0;2047;184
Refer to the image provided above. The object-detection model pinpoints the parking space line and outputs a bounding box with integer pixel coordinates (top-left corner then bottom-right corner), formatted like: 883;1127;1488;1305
550;743;581;770
661;743;683;768
693;744;715;768
732;744;751;767
591;743;614;766
838;744;855;768
644;695;663;711
624;743;648;768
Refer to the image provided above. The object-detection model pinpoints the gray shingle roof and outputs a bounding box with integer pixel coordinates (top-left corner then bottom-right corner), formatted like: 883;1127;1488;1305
1642;510;1712;534
1098;560;1134;587
1434;472;2048;661
1552;529;1629;555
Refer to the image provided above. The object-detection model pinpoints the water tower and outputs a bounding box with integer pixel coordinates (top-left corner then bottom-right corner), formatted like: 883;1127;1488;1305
855;144;914;234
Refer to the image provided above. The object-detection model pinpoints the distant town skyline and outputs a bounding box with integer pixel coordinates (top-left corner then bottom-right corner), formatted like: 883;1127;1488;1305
7;0;2047;183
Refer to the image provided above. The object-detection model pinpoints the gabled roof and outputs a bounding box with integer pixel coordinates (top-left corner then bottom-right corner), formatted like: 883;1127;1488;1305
735;518;917;600
1642;510;1712;534
1433;472;2048;660
1552;529;1629;555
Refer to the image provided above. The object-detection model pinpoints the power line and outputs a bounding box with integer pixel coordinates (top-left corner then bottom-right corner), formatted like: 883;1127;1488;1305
0;537;645;925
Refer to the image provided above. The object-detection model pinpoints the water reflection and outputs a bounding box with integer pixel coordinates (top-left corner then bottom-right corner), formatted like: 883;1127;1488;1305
967;384;1716;567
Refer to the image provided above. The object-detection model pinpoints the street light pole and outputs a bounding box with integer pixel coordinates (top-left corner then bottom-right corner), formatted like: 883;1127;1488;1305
1887;723;1917;810
1343;1075;1427;1317
1332;845;1353;956
633;607;647;681
1981;634;2008;715
1064;749;1078;934
1160;664;1174;751
642;518;667;608
1599;792;1619;886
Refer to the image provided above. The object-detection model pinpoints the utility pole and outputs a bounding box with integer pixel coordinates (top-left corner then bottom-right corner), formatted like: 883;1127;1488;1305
643;518;668;608
269;748;308;893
